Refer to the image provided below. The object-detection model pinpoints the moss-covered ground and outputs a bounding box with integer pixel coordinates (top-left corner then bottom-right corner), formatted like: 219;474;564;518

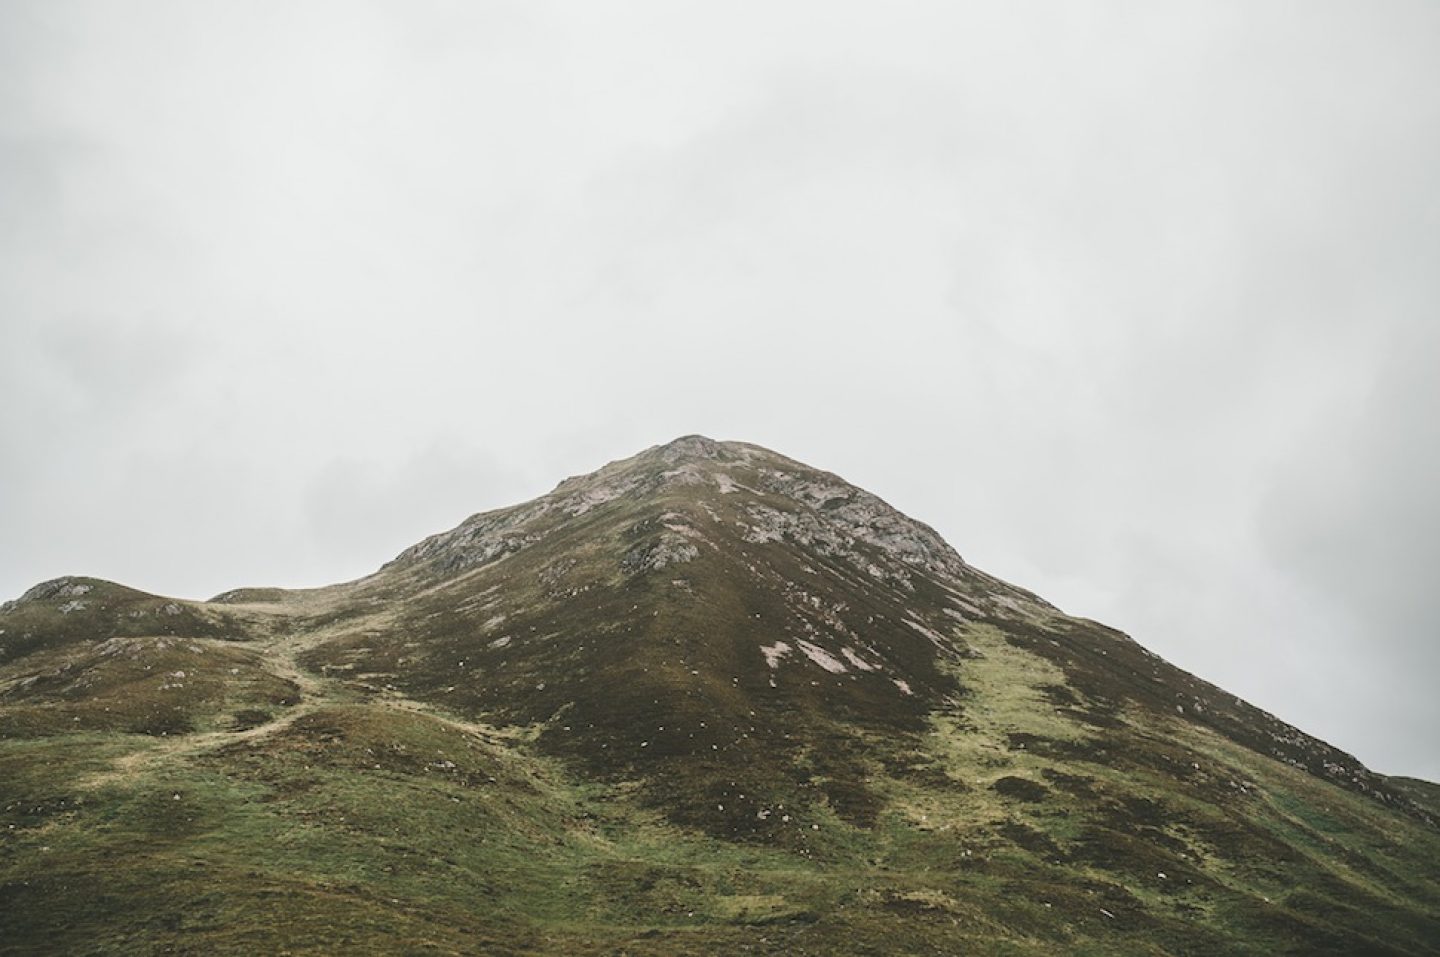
3;438;1437;954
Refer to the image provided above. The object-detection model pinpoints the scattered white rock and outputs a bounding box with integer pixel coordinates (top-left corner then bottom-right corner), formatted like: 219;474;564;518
623;534;700;573
796;640;847;674
760;641;792;669
902;616;951;649
564;485;625;516
991;593;1028;613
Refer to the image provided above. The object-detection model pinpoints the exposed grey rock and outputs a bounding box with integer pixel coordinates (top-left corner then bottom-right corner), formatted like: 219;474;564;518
17;577;94;604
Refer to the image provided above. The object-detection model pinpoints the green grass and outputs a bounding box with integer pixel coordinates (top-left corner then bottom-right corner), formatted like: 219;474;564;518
5;690;1436;955
3;439;1437;955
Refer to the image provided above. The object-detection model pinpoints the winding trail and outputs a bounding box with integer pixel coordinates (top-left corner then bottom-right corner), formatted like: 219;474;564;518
82;595;515;789
81;630;333;788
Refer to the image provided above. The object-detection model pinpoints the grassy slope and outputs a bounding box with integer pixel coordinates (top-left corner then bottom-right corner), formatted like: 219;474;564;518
2;439;1437;955
5;676;1437;956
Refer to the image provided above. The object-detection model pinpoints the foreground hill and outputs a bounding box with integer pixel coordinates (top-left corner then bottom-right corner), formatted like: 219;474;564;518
2;436;1437;955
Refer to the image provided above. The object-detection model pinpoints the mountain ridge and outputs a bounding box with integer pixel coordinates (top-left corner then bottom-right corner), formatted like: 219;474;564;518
2;435;1437;955
7;435;1417;814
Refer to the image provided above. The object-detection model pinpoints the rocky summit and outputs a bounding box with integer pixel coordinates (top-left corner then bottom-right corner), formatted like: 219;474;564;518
1;436;1437;956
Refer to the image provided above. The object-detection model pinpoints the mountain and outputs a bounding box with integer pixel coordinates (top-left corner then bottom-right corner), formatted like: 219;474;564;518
2;435;1437;956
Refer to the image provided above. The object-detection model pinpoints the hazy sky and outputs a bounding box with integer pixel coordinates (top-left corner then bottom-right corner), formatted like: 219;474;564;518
2;1;1437;780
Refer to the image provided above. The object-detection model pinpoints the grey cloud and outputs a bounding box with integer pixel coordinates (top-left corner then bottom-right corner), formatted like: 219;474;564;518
302;440;532;583
1;1;1437;780
1257;322;1440;777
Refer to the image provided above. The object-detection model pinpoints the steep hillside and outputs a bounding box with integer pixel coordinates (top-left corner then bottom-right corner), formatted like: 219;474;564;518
2;436;1437;956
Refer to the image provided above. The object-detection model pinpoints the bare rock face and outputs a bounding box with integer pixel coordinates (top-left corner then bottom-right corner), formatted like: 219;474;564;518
13;577;95;606
390;436;1003;603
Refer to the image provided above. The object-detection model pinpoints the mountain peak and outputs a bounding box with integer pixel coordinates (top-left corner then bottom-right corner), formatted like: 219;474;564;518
393;436;972;590
610;433;773;477
651;433;727;458
371;438;1425;827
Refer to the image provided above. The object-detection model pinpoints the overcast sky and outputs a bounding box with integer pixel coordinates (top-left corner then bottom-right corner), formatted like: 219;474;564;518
2;1;1437;780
